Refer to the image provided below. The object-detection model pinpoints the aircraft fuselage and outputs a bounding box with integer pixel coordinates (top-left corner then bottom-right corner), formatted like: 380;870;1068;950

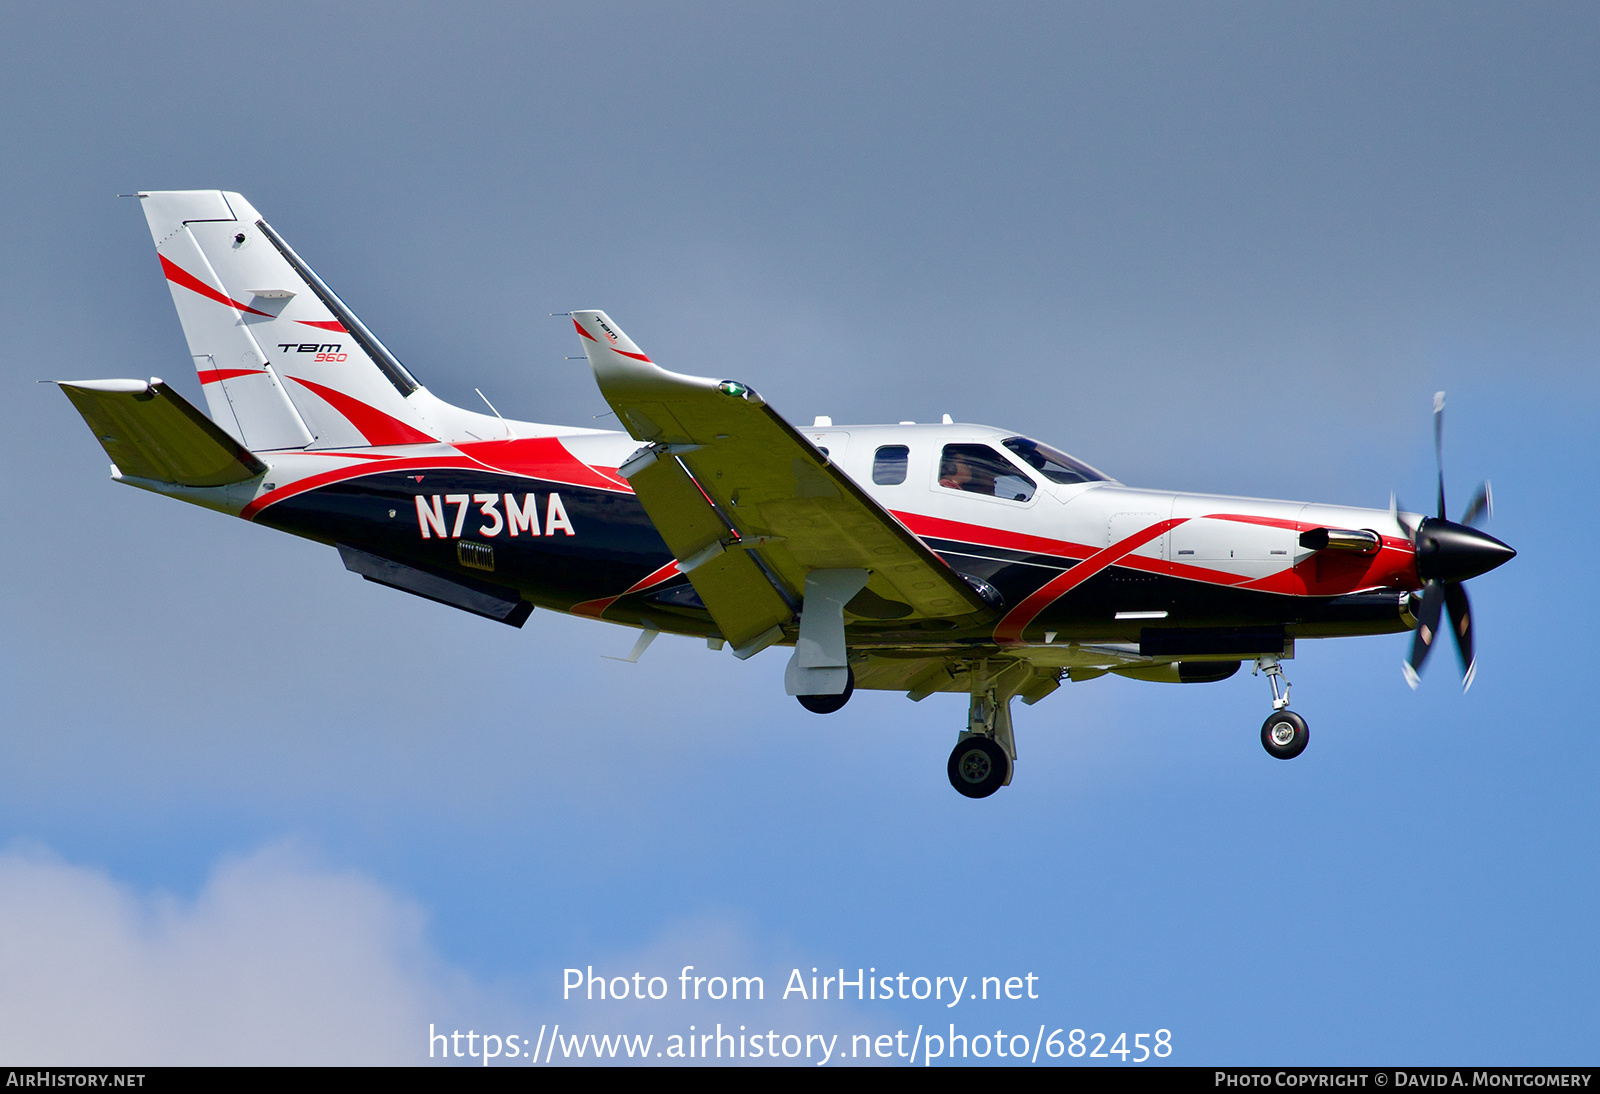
219;420;1419;661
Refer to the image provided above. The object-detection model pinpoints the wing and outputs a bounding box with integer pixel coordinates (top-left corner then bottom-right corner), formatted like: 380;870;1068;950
571;311;991;654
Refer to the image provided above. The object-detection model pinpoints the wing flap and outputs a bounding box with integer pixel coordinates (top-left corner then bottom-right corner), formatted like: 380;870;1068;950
573;311;988;622
621;448;793;650
57;378;267;487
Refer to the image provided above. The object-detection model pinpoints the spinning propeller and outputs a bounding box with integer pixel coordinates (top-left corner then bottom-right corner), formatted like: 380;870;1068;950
1395;392;1515;691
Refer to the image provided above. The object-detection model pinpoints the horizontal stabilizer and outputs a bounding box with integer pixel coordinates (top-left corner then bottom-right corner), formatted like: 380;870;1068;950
56;378;267;487
337;544;533;627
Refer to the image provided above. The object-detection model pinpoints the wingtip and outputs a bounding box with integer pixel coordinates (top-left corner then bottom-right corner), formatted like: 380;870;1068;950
1402;661;1420;690
1462;661;1476;693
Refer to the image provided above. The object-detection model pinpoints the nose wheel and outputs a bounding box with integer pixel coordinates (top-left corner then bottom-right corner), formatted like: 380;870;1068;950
1260;710;1309;759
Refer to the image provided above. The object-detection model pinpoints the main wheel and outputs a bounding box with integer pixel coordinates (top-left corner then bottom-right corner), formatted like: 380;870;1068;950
1260;709;1309;760
797;667;854;714
947;735;1010;798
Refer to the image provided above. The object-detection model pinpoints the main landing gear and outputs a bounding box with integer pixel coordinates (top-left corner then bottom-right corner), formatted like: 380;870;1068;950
796;667;854;714
788;569;870;715
947;662;1018;798
949;736;1009;798
1255;655;1309;760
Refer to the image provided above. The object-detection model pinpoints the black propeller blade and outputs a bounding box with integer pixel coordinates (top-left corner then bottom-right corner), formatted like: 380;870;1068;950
1459;481;1492;528
1398;392;1512;692
1443;581;1475;689
1404;579;1445;690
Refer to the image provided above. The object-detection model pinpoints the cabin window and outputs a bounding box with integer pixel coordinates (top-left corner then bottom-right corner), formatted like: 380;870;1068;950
938;444;1035;502
873;445;910;485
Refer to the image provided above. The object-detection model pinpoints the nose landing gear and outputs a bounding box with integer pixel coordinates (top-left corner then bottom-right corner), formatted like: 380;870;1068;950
1254;655;1309;759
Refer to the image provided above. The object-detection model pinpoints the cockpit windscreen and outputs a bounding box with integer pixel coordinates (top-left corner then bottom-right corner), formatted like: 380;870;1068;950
1001;436;1111;485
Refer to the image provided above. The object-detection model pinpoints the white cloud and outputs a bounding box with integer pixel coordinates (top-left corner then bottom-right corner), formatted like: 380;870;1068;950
0;843;896;1067
0;843;470;1064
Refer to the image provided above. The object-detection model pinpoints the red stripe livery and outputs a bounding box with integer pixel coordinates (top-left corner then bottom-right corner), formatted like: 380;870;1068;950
285;377;437;446
160;255;274;317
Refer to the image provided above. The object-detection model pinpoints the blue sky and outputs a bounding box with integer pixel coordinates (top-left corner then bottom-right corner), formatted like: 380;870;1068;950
0;1;1594;1065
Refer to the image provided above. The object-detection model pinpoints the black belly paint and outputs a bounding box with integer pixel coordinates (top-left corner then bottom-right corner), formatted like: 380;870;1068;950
253;469;675;613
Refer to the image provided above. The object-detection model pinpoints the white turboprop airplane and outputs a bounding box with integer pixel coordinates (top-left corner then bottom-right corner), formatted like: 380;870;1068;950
57;191;1515;797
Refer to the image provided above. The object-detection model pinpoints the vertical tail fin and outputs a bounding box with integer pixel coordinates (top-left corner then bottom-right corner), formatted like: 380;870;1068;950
138;191;437;450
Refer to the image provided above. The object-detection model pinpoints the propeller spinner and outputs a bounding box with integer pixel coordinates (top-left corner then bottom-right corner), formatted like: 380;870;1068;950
1399;393;1515;691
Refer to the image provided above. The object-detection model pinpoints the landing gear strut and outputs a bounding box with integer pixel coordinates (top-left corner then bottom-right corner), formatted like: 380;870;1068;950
946;660;1019;798
1255;655;1309;759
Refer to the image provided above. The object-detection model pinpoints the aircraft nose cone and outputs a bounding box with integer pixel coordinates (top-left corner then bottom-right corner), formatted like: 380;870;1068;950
1415;518;1516;583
